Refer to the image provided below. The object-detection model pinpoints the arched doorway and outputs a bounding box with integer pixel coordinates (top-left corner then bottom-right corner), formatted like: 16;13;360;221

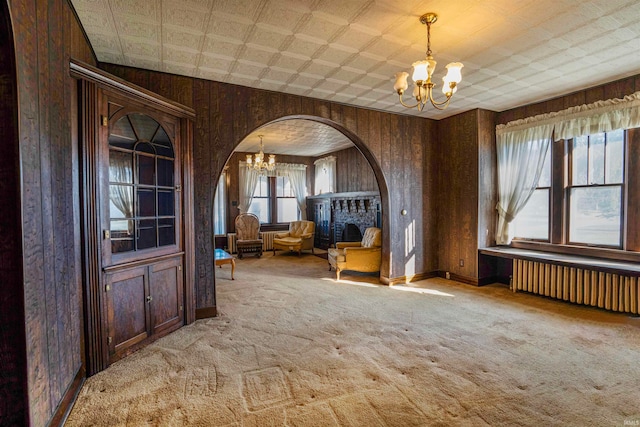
212;115;390;283
0;1;28;424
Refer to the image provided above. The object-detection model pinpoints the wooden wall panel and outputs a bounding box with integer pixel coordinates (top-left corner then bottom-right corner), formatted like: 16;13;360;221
7;0;97;425
436;110;480;282
497;75;640;125
334;147;377;193
0;1;27;424
100;64;437;291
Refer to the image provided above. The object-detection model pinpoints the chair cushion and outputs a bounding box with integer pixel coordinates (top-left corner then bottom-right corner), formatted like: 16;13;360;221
237;239;262;245
273;236;302;245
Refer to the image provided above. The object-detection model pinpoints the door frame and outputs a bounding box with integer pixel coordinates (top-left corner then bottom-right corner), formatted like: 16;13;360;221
71;59;195;374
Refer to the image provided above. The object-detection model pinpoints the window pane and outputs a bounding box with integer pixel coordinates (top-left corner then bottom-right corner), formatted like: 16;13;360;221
138;154;155;185
569;186;621;246
588;133;605;185
109;185;133;218
109;151;133;183
111;220;133;253
129;113;159;141
276;176;294;197
157;158;173;187
606;129;624;184
537;146;551;187
137;219;157;249
253;175;268;197
157;190;174;216
137;188;156;217
572;136;588;185
277;198;299;223
248;198;269;223
158;218;175;246
511;189;549;240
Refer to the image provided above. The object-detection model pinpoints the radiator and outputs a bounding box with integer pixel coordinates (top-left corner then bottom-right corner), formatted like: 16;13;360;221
512;259;639;314
227;231;279;253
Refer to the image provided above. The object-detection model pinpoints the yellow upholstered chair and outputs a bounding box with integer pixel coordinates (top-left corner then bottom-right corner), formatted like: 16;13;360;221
328;227;381;280
234;213;263;259
272;220;315;256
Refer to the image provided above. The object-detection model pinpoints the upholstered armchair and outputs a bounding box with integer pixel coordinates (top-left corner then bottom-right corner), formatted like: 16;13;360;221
328;227;381;280
272;220;315;256
235;213;263;259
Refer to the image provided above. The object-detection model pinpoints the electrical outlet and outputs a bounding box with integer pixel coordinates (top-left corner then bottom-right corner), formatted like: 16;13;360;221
459;258;464;267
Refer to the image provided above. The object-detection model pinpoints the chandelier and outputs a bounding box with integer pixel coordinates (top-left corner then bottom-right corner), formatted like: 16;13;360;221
393;13;463;111
246;135;275;172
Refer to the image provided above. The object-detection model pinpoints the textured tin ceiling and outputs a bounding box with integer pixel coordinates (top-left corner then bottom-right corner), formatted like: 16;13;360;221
71;0;640;154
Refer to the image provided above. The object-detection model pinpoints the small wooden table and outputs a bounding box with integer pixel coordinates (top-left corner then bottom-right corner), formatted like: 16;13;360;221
214;249;235;280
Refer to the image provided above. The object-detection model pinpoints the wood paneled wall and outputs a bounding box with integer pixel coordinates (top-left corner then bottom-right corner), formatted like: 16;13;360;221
0;1;26;424
497;75;640;125
333;146;378;193
436;109;497;284
7;0;96;425
101;63;437;291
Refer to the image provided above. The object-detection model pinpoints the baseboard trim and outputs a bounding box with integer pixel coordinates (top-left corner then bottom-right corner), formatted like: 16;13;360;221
380;271;438;286
437;271;479;286
195;306;217;319
48;367;85;427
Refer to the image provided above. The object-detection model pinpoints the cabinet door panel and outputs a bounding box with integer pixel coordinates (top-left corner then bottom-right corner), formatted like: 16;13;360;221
106;266;149;355
150;257;184;335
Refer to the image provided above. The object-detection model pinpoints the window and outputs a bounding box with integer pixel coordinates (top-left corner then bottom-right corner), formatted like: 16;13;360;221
511;128;627;249
248;175;300;224
213;171;227;235
248;175;269;223
511;146;551;240
314;156;336;194
108;113;176;254
568;130;624;246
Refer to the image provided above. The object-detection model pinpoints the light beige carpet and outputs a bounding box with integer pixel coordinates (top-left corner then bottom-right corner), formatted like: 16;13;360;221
66;252;640;426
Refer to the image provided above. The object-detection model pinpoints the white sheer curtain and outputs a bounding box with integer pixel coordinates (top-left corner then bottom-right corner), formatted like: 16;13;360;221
495;124;553;245
314;156;336;194
278;163;308;220
494;90;640;245
213;170;227;235
238;162;259;213
109;154;134;233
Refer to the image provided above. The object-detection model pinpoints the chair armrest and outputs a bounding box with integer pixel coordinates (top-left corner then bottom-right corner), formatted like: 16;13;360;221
275;232;290;238
336;242;362;249
299;233;314;239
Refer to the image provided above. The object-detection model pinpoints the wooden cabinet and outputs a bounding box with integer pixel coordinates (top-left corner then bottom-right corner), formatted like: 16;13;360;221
309;197;331;249
105;256;183;360
72;60;195;374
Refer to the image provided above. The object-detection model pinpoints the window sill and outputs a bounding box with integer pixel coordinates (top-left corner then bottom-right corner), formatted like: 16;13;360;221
480;244;640;276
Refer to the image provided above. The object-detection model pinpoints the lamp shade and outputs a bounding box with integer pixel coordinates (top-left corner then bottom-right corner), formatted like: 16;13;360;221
393;72;409;92
411;60;429;82
444;62;463;84
246;154;253;165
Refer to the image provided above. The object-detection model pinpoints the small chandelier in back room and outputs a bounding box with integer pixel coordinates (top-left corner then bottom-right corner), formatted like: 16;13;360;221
246;135;275;173
393;13;463;111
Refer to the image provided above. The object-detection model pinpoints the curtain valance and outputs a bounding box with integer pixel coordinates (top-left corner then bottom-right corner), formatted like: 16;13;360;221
496;91;640;141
